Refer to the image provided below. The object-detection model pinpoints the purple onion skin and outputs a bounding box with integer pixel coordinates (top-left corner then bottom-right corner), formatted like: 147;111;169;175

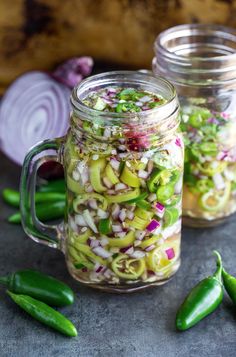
52;57;94;88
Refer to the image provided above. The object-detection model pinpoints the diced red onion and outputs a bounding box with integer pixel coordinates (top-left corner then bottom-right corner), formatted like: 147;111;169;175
148;193;157;202
92;246;112;259
83;210;98;233
165;248;175;260
119;209;127;222
217;151;228;161
115;183;127;191
100;237;109;246
112;224;123;233
82;267;88;273
138;170;149;179
112;204;120;219
224;169;235;181
139;95;152;103
68;217;78;232
110;159;120;171
175;137;182;147
103;177;113;188
88;199;98;210
146;219;160;232
88;238;100;248
85;185;93;193
145;244;156;252
134;240;141;247
0;58;93;165
135;230;146;240
104;269;113;279
103;127;111;137
154;202;165;217
120;245;134;254
97;208;109;219
116;232;126;238
213;173;225;190
129;250;146;259
74;214;87;226
95;265;106;273
126;211;134;220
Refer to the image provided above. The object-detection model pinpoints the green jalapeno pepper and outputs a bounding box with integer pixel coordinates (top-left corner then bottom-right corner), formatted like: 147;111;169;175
163;207;179;228
176;252;223;331
214;250;236;305
147;169;172;192
7;291;77;337
0;269;74;307
105;163;120;185
107;231;135;248
68;246;94;270
73;193;108;212
39;179;66;193
124;192;148;204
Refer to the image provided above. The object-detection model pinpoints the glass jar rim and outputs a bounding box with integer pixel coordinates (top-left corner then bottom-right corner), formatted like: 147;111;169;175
154;23;236;64
70;70;178;122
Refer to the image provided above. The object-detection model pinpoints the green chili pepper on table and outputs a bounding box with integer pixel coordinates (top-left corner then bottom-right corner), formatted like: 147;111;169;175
0;269;74;307
7;291;77;337
214;250;236;305
38;179;66;193
176;252;223;331
8;201;65;224
2;189;65;208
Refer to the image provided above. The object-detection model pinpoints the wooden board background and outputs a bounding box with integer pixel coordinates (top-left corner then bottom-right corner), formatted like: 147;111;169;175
0;0;236;93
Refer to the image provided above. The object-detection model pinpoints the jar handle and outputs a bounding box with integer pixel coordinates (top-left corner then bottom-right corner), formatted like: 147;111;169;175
20;138;65;251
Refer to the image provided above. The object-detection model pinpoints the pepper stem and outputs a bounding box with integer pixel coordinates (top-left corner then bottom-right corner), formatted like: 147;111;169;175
0;276;10;286
213;250;223;282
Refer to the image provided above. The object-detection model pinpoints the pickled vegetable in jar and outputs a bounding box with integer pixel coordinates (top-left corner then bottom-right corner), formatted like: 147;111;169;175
65;71;183;292
153;24;236;227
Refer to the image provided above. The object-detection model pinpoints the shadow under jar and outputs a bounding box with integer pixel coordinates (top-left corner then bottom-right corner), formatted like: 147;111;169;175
20;71;183;293
153;24;236;228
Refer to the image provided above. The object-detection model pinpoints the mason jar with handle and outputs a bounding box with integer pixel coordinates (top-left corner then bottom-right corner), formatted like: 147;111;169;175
153;24;236;227
20;71;183;293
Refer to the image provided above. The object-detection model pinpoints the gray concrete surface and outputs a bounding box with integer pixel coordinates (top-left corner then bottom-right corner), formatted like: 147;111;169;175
0;152;235;357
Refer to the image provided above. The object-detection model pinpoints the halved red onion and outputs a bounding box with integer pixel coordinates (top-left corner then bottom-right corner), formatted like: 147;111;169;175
146;219;160;232
0;57;93;165
165;248;175;260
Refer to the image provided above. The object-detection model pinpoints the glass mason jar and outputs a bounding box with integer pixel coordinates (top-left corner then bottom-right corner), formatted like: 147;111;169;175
20;71;183;293
153;24;236;227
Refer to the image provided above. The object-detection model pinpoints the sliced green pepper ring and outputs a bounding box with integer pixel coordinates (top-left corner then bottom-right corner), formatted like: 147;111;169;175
165;194;181;207
98;218;112;235
105;164;119;185
67;175;84;194
68;246;94;270
136;200;152;210
156;184;175;204
146;241;179;273
153;151;173;169
147;169;172;192
163;207;180;228
73;193;108;212
107;231;135;248
196;179;214;193
105;188;140;203
111;254;145;280
198;181;231;212
197;161;227;176
89;158;107;192
69;228;92;244
124;192;148;204
73;243;108;266
140;235;160;249
120;165;141;188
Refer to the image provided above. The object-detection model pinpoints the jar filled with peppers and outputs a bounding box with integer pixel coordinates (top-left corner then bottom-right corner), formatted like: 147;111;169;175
153;24;236;227
20;71;183;292
65;71;183;292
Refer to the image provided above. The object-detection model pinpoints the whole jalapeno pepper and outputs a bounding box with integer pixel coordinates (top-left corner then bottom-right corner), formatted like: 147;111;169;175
176;252;223;331
38;179;66;193
2;188;65;208
214;250;236;305
8;201;65;224
0;269;74;307
7;291;77;337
